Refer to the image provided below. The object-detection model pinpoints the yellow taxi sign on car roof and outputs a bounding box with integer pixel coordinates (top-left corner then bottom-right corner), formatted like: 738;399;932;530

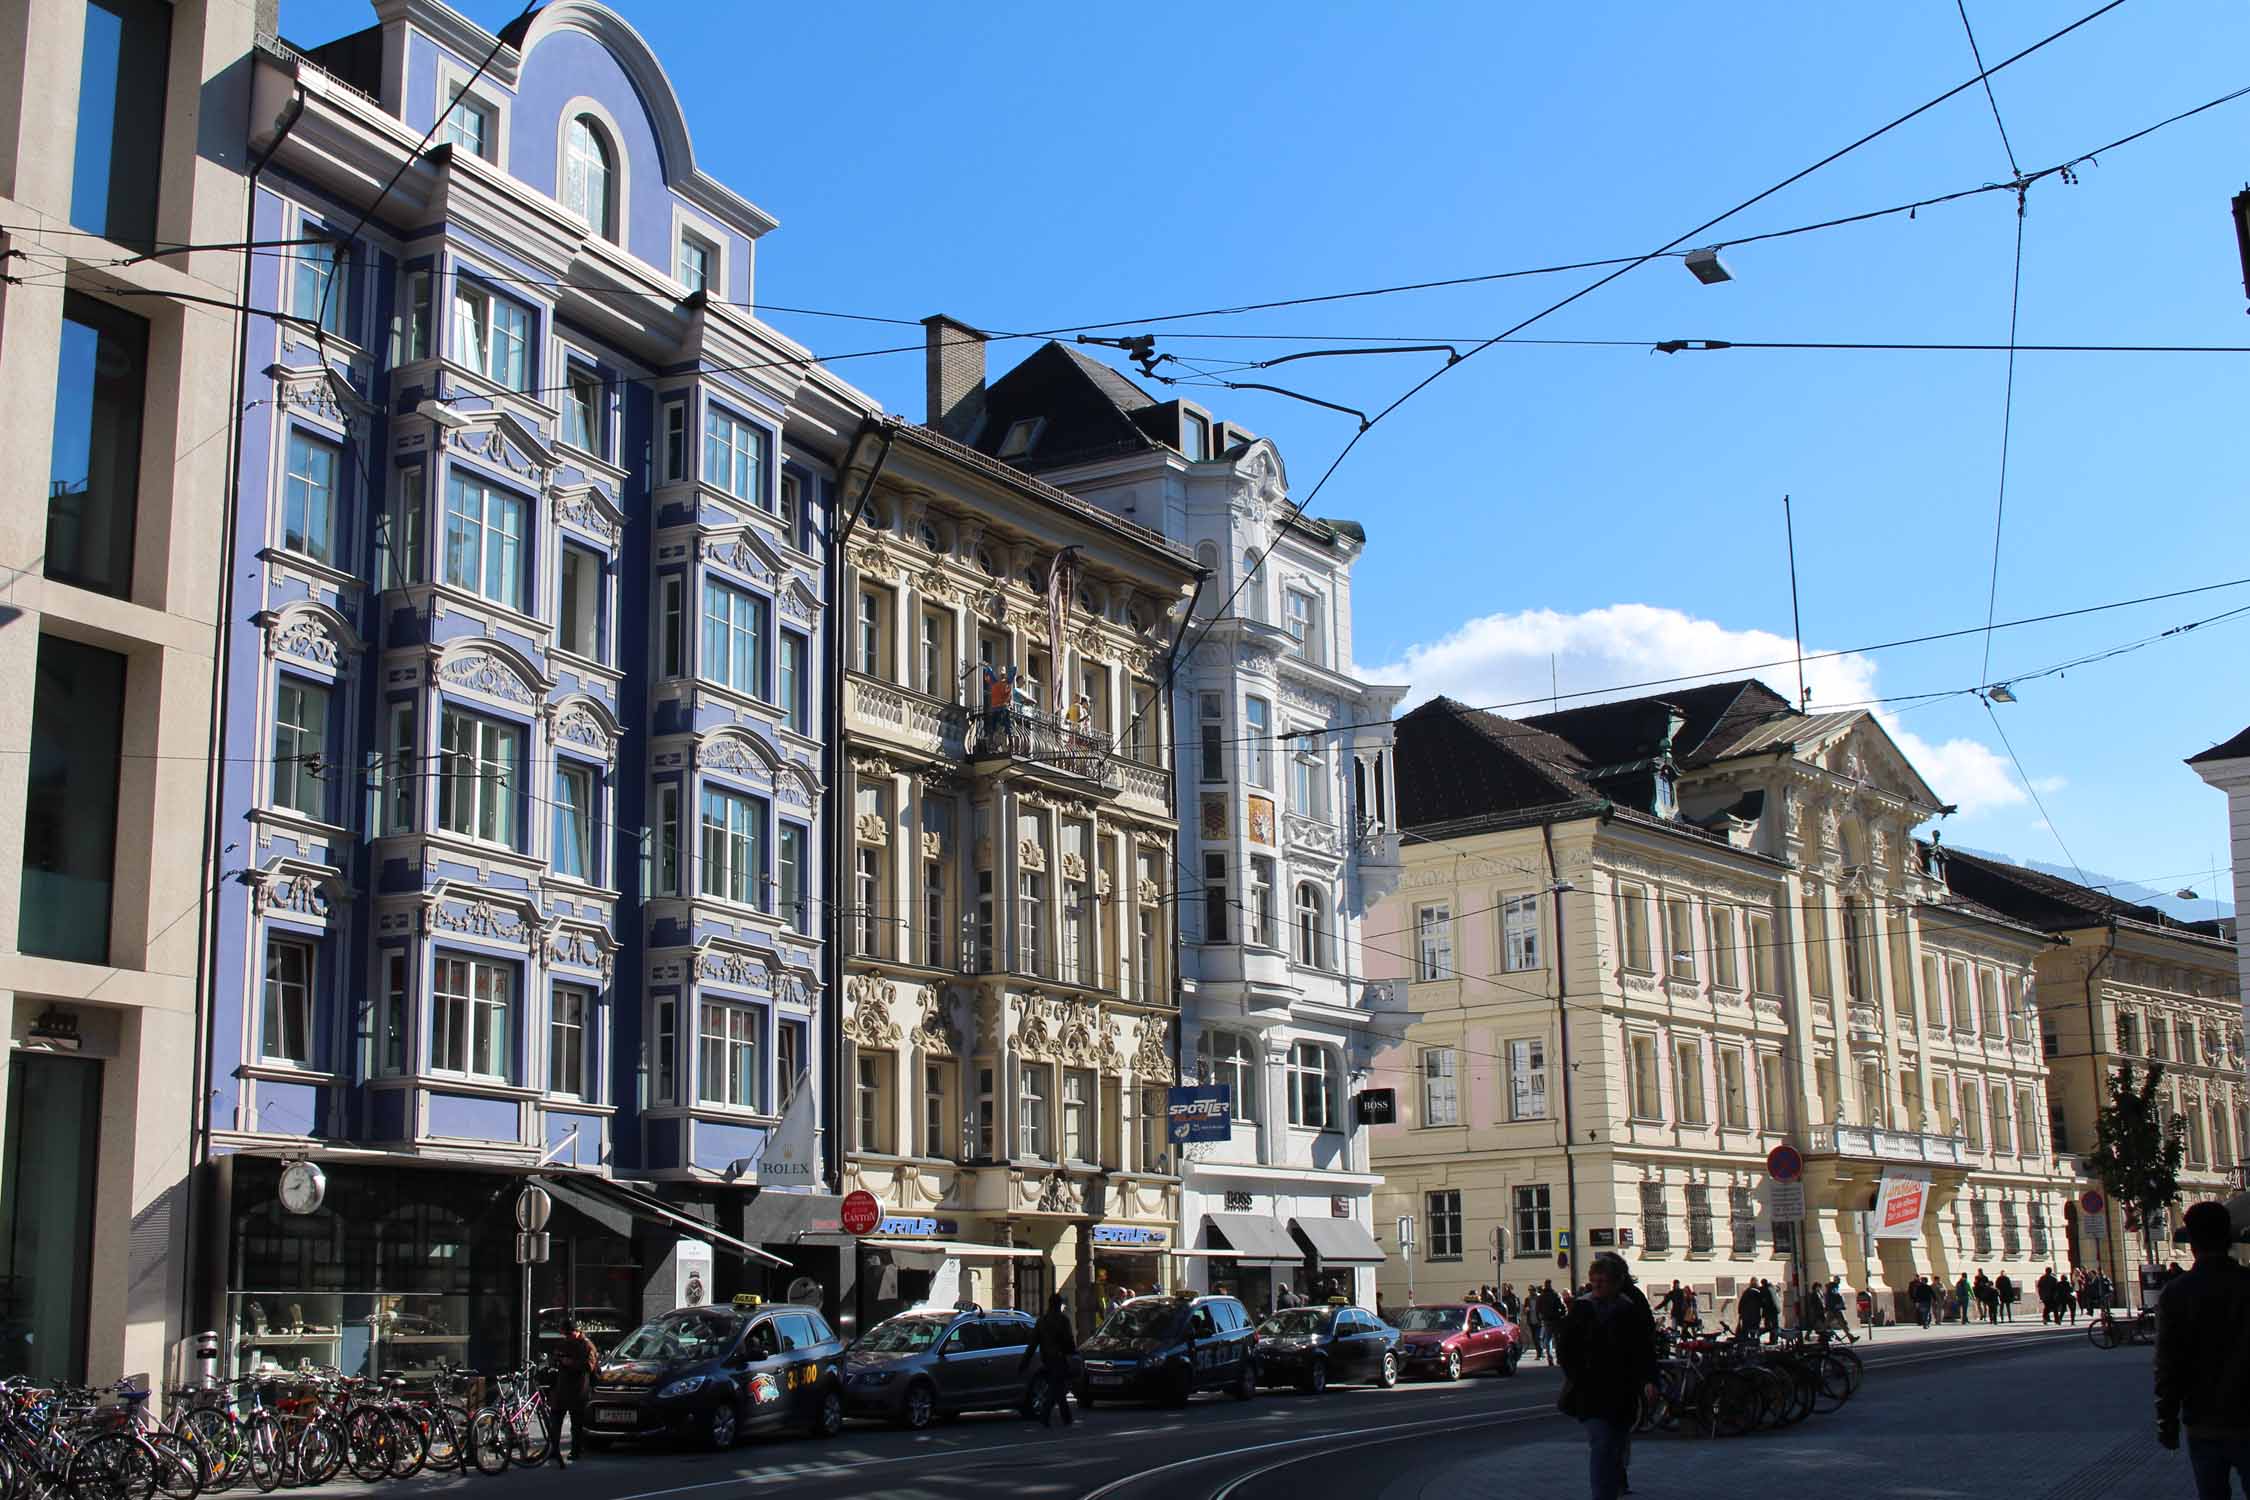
1326;1296;1350;1305
732;1293;763;1307
1172;1287;1197;1299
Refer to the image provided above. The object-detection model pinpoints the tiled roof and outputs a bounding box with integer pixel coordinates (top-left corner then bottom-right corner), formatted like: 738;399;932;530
974;343;1163;471
1522;679;1798;771
1937;847;2221;942
1394;696;1599;829
2188;724;2250;765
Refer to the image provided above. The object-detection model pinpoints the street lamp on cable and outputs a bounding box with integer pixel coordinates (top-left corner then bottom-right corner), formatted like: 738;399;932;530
1683;246;1734;285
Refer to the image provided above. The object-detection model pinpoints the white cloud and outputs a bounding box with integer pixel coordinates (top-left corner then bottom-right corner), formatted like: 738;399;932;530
1370;603;2030;818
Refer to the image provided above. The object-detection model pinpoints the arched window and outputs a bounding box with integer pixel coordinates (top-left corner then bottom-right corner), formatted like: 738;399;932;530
1196;1030;1259;1124
563;115;614;239
1294;882;1325;968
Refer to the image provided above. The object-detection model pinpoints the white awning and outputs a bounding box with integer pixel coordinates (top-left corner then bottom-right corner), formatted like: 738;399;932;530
861;1238;1045;1259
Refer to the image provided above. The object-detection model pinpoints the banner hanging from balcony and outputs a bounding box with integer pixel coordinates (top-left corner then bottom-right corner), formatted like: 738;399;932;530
1870;1168;1931;1239
1044;546;1081;718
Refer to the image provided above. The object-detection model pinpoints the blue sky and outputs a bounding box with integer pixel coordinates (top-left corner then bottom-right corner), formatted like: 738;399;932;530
291;0;2250;902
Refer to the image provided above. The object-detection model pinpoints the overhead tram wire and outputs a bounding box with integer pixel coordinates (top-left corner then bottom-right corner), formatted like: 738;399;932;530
1100;0;2135;771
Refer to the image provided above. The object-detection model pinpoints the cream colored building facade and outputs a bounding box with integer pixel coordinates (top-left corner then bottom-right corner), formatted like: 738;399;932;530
1366;685;2078;1322
0;0;262;1386
835;404;1199;1326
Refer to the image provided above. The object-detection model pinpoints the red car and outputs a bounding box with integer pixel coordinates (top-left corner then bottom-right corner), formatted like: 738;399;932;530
1389;1303;1523;1380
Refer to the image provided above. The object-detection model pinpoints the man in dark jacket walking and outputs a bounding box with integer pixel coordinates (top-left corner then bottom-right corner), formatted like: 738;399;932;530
1020;1294;1079;1427
2156;1200;2250;1497
544;1319;597;1466
1558;1253;1658;1500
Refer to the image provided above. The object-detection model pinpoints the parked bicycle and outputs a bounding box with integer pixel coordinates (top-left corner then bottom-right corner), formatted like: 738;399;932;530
2086;1305;2156;1349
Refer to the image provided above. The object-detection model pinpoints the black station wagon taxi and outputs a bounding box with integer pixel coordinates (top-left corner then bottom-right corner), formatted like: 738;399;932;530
586;1297;846;1449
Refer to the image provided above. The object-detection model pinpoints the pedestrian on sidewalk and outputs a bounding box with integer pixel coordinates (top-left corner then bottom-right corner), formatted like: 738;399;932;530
1996;1273;2016;1323
2036;1268;2058;1324
1557;1252;1658;1500
2154;1200;2250;1499
1020;1293;1079;1427
1954;1272;1972;1324
543;1318;597;1466
1537;1281;1566;1363
1737;1281;1765;1343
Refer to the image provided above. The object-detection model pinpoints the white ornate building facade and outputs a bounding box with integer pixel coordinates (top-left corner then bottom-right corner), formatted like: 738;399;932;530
970;340;1410;1309
834;334;1200;1328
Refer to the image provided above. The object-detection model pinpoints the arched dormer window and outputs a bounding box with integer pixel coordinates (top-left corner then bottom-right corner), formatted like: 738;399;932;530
564;115;615;240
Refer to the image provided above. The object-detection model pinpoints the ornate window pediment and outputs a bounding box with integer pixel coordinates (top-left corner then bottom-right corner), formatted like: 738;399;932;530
552;483;624;547
255;858;347;921
264;361;375;432
433;638;552;709
446;409;559;485
697;726;782;781
257;600;366;670
700;525;788;584
546;694;620;766
696;941;777;994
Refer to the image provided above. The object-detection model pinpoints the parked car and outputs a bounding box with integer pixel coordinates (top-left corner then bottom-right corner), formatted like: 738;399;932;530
585;1298;847;1448
1250;1302;1401;1392
1389;1303;1522;1380
1077;1293;1256;1407
841;1307;1038;1429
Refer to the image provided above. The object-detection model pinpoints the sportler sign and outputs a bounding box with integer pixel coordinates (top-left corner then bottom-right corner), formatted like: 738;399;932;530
1871;1169;1931;1239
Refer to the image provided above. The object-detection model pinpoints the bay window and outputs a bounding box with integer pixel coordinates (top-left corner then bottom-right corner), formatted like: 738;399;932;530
433;953;512;1079
442;472;527;610
552;761;595;882
438;709;520;847
699;1002;760;1110
699;786;765;906
703;405;767;506
451;283;530;390
701;578;770;697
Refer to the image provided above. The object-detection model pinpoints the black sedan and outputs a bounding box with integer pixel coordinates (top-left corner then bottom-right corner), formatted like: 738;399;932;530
585;1300;846;1449
1250;1303;1400;1393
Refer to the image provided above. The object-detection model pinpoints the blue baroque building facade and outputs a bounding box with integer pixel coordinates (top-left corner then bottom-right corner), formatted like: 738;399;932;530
201;0;873;1375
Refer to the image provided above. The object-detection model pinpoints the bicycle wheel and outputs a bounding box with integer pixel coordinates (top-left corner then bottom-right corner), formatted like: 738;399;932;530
1704;1373;1759;1439
382;1410;427;1480
1812;1355;1853;1414
342;1408;396;1484
2132;1313;2158;1346
177;1411;242;1495
139;1433;205;1500
293;1417;343;1488
466;1411;510;1476
68;1433;158;1500
417;1407;464;1473
240;1415;281;1496
508;1407;549;1468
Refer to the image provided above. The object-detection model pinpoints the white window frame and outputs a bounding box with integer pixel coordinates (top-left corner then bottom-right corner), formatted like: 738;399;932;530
1244;696;1272;789
699;1001;760;1110
699;784;765;907
450;280;530;391
432;952;512;1081
1501;893;1540;972
1415;902;1453;982
262;935;315;1064
438;708;521;848
1287;1042;1333;1130
701;576;769;698
1420;1046;1459;1126
1507;1037;1547;1121
271;676;329;819
703;403;769;508
442;471;528;610
1617;882;1653;973
562;112;616;239
551;759;596;883
549;984;590;1098
282;428;340;565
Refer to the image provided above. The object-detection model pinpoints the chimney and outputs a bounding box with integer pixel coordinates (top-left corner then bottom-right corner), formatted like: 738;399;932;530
922;315;988;442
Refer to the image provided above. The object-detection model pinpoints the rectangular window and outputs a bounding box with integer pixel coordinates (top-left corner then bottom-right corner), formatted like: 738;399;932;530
293;229;353;339
1686;1184;1714;1253
1199;693;1225;783
1960;1081;1984;1151
271;678;329;819
702;406;768;506
1290;754;1317;818
382;463;425;588
1990;1083;2013;1153
976;1066;998;1159
1420;1047;1459;1126
400;270;433;363
559;544;602;659
1617;883;1652;972
700;578;770;698
1136;1084;1166;1171
282;430;340;564
1675;1039;1707;1125
442;472;527;611
1501;894;1540;971
432;953;512;1079
71;0;171;248
658;575;686;676
1244;697;1271;788
676;231;714;295
1202;853;1228;944
653;782;681;896
1018;1062;1052;1159
1284;588;1316;657
1062;1069;1093;1163
1710;905;1739;988
1416;903;1453;982
1287;1043;1332;1129
778;823;808;933
1720;1047;1749;1128
2018;1088;2040;1159
1730;1185;1758;1255
46;291;149;598
261;937;314;1064
1759;1052;1786;1130
778;472;802;547
1507;1038;1547;1121
1921;954;1944;1028
923;1059;955;1158
380;952;409;1075
780;630;809;733
661;401;688;483
451;283;530;390
1514;1184;1553;1254
853;843;881;956
919;608;948;698
1665;899;1696;980
438;709;521;846
699;1002;760;1110
1803;902;1833;998
699;786;766;907
854;1051;889;1151
1248;855;1275;948
1629;1035;1662;1120
777;1022;802;1109
440;89;492;158
1426;1190;1463;1260
552;761;595;882
561;365;605;456
1749;914;1778;995
1015;870;1044;975
381;700;416;833
550;985;589;1097
856;588;884;675
1979;970;2003;1037
654;998;676;1102
1640;1181;1670;1253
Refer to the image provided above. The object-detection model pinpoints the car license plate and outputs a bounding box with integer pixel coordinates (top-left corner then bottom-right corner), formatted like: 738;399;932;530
1092;1374;1123;1387
593;1409;635;1427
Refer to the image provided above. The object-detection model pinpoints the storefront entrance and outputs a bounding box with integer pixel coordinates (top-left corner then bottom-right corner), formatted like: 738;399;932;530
0;1055;103;1382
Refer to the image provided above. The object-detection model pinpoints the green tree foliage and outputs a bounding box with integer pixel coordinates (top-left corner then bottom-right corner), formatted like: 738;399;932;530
2087;1063;2186;1240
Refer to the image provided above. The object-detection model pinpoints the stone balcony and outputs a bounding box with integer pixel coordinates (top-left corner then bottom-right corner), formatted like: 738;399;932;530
1807;1124;1971;1167
845;672;966;759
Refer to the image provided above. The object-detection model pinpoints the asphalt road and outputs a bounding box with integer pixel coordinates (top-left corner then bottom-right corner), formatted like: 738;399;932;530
308;1323;2118;1500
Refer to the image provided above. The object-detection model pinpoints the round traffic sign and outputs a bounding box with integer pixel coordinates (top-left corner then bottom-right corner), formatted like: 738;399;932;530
841;1190;882;1236
2079;1188;2107;1217
515;1183;552;1233
1766;1145;1804;1184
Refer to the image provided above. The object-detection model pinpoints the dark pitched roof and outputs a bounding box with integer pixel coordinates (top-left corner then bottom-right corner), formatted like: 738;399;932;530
1937;847;2217;941
975;343;1164;471
884;420;1194;568
2188;724;2250;765
1393;696;1598;829
1521;679;1796;771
